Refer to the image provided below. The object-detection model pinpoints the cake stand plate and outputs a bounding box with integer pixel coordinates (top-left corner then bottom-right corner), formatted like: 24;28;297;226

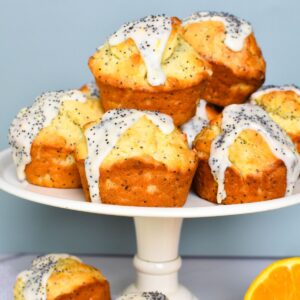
1;148;300;299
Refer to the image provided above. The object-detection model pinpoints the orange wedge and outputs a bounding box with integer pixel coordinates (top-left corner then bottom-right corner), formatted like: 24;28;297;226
244;257;300;300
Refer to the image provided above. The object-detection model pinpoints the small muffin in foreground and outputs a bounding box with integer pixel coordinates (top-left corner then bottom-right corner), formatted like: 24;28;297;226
89;15;212;126
8;90;103;188
193;103;300;204
250;84;300;152
181;12;266;107
76;109;198;207
14;254;110;300
181;99;220;147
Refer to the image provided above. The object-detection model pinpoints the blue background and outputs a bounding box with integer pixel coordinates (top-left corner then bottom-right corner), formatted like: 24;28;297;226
1;0;299;255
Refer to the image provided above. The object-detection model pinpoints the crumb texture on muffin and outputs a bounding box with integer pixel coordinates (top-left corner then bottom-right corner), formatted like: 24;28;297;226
193;104;300;204
14;254;110;300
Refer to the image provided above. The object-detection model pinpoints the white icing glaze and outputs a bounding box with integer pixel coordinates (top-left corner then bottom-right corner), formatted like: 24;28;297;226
117;292;168;300
8;90;86;181
182;12;252;52
208;104;300;203
181;100;209;147
250;84;300;102
86;81;100;98
85;109;175;203
196;99;209;121
109;15;172;86
17;254;81;300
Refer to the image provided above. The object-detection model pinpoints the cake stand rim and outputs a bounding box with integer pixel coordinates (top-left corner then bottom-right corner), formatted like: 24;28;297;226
1;148;299;219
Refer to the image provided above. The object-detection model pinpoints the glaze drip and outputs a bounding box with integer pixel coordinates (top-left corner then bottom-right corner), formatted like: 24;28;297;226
85;109;175;203
117;291;168;300
250;84;300;101
183;11;252;51
17;254;80;300
86;81;100;98
209;104;300;203
109;15;172;86
181;100;209;147
8;90;86;180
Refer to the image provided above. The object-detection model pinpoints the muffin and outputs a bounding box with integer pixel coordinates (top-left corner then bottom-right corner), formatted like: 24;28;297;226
80;81;100;99
181;99;220;147
76;109;198;207
88;15;212;126
8;90;103;188
14;254;110;300
181;12;266;106
193;103;300;204
250;84;300;152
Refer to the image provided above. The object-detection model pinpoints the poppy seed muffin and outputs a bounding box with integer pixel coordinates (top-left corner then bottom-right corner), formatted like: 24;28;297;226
88;15;212;126
181;12;266;107
193;104;300;204
76;109;198;207
14;254;110;300
8;90;103;188
250;84;300;152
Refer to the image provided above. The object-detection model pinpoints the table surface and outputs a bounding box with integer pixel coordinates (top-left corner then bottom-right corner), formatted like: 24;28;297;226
0;254;277;300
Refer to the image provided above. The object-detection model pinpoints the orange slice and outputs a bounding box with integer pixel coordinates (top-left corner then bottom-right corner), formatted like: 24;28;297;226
244;257;300;300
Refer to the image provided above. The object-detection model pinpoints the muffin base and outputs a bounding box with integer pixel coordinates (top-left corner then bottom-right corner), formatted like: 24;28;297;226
56;280;110;300
25;143;81;188
193;158;287;205
200;62;264;107
98;82;206;126
77;157;197;207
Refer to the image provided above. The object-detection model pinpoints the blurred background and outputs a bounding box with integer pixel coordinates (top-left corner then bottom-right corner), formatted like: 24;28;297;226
0;0;299;256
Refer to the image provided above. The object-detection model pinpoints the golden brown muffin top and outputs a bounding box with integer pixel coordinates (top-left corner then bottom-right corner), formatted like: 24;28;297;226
181;12;266;78
250;85;300;135
35;97;103;149
194;115;279;175
77;111;195;171
14;254;106;300
193;104;300;202
89;16;212;91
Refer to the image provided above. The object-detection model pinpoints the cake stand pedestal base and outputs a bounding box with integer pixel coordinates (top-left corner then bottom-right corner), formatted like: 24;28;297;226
122;217;198;300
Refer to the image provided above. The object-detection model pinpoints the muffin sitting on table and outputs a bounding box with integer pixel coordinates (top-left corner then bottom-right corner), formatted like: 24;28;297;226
14;254;111;300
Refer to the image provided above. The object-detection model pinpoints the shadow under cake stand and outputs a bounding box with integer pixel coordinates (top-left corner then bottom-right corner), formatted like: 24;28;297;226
1;148;300;299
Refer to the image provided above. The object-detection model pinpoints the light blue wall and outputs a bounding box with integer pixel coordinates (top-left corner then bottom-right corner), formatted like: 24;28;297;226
1;0;299;256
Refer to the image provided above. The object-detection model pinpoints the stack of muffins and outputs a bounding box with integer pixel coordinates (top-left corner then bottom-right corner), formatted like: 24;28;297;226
8;12;300;209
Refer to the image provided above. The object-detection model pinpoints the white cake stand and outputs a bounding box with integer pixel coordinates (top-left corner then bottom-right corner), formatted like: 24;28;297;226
1;148;300;299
